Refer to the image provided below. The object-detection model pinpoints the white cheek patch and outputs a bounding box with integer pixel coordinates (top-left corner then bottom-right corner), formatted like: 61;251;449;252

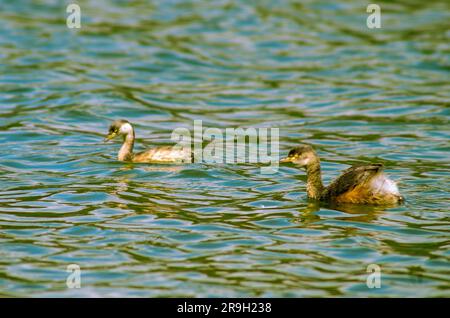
119;123;133;135
296;157;309;166
294;157;308;166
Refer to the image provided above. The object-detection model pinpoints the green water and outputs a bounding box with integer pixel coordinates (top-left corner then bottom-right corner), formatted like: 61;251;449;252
0;0;449;297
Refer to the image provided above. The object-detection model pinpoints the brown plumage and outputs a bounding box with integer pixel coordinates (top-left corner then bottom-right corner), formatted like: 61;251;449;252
280;145;404;205
104;119;192;164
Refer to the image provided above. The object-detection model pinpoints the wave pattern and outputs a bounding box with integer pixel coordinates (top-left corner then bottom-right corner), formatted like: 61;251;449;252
0;0;449;297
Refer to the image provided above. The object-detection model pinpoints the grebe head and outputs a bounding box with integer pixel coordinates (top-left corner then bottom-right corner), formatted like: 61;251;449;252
280;145;317;167
104;119;133;142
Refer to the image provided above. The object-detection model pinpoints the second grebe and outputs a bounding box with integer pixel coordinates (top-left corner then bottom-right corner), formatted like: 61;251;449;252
104;119;192;164
280;145;404;205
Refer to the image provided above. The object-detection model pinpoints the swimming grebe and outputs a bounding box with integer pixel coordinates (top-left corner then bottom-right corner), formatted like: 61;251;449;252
104;119;192;163
280;145;403;205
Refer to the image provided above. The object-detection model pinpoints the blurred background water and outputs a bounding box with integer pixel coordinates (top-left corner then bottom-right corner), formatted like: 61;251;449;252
0;0;449;297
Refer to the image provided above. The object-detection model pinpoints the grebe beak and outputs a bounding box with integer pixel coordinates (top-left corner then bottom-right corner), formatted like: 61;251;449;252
280;156;293;163
104;132;117;142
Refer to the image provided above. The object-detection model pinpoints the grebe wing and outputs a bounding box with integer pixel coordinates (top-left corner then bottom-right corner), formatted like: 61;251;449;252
322;164;383;199
133;146;192;163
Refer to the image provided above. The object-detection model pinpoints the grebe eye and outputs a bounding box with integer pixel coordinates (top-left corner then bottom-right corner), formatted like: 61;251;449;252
109;127;119;134
289;149;301;157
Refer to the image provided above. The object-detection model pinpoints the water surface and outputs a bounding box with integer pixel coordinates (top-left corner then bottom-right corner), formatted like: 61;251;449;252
0;0;449;297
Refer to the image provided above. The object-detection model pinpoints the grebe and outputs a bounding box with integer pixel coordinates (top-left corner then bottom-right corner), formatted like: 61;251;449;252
280;145;403;205
104;119;192;164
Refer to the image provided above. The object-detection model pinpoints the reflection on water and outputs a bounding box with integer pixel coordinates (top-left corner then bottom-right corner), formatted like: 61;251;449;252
0;0;449;297
293;200;390;227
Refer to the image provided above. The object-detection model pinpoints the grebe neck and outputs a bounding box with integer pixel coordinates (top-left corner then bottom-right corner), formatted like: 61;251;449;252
305;159;324;200
118;128;135;161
